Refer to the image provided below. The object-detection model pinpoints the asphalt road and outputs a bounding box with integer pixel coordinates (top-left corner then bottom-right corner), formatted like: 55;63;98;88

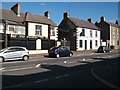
1;51;120;89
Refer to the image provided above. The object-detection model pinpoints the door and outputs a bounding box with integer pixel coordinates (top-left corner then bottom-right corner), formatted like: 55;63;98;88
85;40;87;50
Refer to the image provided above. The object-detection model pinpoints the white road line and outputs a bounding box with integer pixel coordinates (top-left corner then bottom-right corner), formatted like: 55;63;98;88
35;64;41;68
0;68;5;71
2;66;35;72
34;79;48;83
55;74;69;79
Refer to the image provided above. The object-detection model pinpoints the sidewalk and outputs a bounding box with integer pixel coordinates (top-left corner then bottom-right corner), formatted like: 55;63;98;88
29;50;96;58
91;61;120;89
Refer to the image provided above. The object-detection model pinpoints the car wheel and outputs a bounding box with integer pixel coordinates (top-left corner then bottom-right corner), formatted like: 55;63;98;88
23;55;29;61
0;57;4;63
56;54;60;58
69;52;73;57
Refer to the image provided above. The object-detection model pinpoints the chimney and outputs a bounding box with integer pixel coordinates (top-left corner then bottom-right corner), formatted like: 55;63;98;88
64;12;70;19
100;16;105;21
44;11;50;19
95;21;99;26
87;18;92;23
11;3;20;17
115;20;118;25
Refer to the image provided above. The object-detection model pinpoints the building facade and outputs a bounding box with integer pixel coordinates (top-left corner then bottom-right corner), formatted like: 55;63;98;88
58;12;100;51
96;16;120;49
0;3;58;50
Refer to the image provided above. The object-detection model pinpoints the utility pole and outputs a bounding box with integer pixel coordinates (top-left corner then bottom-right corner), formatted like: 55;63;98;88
3;20;7;48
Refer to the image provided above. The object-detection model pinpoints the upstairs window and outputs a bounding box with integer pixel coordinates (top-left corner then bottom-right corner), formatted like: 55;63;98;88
51;30;55;36
95;31;98;37
80;29;85;36
90;30;92;37
35;25;42;36
9;26;15;33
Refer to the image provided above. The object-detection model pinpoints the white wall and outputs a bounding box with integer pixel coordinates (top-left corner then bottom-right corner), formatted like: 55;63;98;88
0;23;4;33
76;28;100;51
7;25;25;35
50;26;58;41
28;22;48;38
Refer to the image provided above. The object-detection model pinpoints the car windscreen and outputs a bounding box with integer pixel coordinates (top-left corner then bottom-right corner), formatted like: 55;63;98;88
0;48;7;52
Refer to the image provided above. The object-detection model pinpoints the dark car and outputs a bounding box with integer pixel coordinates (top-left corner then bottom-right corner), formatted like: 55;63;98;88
97;46;111;53
48;46;73;58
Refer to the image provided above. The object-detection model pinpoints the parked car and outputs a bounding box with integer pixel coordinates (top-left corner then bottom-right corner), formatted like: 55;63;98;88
48;46;73;58
0;46;29;62
97;46;111;53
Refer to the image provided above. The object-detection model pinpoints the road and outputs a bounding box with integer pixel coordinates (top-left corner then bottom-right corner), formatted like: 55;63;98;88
1;51;120;89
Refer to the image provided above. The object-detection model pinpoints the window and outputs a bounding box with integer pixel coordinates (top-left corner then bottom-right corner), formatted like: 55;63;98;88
35;25;42;35
80;29;85;36
9;26;15;32
90;30;92;37
51;30;55;36
95;31;97;37
82;29;85;36
95;40;98;47
79;40;83;48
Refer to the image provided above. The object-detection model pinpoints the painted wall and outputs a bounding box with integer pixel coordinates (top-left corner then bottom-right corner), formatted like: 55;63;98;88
28;22;48;38
50;26;58;41
76;28;100;51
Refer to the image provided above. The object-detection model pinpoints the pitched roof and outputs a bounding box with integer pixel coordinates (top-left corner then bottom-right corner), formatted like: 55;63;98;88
106;21;119;28
69;17;99;30
0;8;56;26
0;9;25;25
24;12;56;26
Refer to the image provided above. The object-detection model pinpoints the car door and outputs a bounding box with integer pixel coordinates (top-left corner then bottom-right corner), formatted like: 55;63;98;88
59;47;64;57
63;47;69;56
3;48;15;60
13;48;24;59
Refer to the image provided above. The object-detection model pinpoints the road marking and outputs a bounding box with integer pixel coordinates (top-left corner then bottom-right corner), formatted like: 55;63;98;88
91;67;120;89
0;68;5;71
2;66;34;72
35;64;41;68
55;74;69;79
34;79;48;83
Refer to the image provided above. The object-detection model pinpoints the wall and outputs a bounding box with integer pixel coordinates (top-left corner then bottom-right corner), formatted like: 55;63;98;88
76;28;100;51
110;25;120;49
28;22;48;38
50;26;58;41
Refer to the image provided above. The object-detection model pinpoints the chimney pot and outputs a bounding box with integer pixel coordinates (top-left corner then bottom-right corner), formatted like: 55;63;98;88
44;11;50;19
64;12;70;19
115;20;118;25
87;18;92;23
101;16;105;21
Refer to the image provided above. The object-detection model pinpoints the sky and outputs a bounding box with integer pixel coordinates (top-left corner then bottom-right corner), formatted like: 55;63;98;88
1;2;119;25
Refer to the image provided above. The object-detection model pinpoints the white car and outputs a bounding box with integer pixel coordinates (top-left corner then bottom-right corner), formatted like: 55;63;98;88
0;46;29;62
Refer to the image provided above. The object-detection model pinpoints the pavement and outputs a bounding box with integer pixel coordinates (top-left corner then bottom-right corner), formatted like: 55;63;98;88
29;49;120;89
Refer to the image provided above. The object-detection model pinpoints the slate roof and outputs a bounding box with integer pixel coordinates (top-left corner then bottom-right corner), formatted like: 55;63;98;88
0;8;56;26
106;21;119;28
69;17;99;30
0;9;25;25
25;12;56;26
